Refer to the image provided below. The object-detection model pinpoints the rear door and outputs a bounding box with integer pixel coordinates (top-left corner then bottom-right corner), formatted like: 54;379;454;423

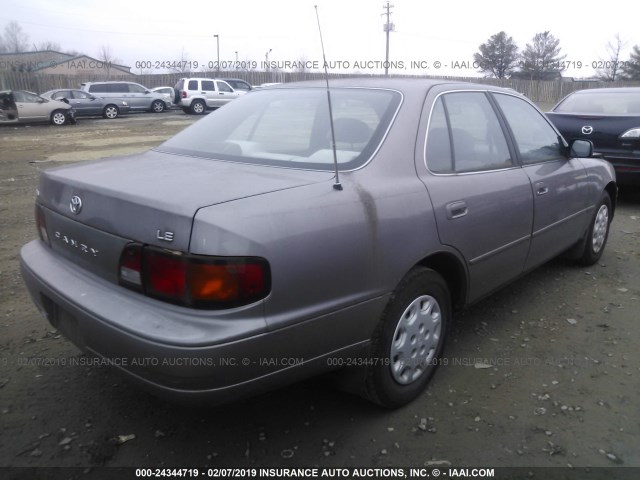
200;79;217;107
418;90;534;302
493;93;589;269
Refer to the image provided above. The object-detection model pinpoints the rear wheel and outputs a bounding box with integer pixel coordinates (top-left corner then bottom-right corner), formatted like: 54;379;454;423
577;192;612;266
102;105;119;119
151;100;165;113
364;267;450;408
190;100;206;115
50;110;67;126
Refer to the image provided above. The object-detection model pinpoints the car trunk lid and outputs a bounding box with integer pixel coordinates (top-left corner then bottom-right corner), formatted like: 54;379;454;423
38;150;333;255
547;112;640;152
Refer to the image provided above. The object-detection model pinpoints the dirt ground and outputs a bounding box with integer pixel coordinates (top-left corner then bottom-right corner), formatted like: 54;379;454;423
1;111;639;478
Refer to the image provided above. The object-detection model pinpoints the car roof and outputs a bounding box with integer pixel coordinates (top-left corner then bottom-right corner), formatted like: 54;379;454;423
266;77;520;96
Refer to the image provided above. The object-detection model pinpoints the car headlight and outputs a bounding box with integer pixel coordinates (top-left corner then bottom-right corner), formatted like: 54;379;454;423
620;128;640;139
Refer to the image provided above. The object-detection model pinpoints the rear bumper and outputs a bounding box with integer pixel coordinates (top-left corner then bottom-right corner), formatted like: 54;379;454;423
20;240;377;404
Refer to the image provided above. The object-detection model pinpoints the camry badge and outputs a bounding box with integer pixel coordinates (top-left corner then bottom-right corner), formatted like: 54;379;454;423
581;126;593;135
69;196;82;215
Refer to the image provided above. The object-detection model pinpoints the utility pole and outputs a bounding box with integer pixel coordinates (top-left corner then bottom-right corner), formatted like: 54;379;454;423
382;2;394;76
213;34;220;74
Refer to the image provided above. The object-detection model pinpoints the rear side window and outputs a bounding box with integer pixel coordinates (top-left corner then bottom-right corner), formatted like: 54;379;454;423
112;84;129;93
494;93;563;164
188;80;198;90
88;84;108;93
426;92;512;173
201;80;215;91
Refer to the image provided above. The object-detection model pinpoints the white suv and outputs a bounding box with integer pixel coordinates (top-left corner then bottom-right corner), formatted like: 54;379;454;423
174;78;241;114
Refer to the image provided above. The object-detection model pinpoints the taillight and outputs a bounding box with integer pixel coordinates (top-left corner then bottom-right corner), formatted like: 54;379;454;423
118;244;270;309
181;90;187;98
35;204;50;246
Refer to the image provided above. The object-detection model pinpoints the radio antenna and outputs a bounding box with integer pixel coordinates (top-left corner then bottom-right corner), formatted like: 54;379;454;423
314;5;342;191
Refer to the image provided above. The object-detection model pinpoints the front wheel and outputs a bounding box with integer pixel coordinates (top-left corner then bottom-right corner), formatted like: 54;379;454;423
577;192;612;266
151;100;165;113
364;267;450;408
50;110;67;126
102;105;119;119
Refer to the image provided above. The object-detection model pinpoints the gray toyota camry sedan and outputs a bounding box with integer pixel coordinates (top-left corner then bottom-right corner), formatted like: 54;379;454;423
20;78;616;408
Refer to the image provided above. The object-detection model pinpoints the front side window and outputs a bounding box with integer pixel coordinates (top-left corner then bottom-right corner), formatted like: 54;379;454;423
52;90;71;100
217;81;233;93
128;83;146;94
494;93;563;164
426;92;512;173
157;88;401;171
72;90;91;100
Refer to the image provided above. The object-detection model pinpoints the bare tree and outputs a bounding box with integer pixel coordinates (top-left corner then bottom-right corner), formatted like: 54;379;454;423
35;40;62;52
597;34;627;82
97;45;121;79
169;48;192;74
4;20;29;53
620;45;640;80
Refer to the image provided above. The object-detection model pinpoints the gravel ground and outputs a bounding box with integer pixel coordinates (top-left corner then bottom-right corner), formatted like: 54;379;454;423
1;111;639;479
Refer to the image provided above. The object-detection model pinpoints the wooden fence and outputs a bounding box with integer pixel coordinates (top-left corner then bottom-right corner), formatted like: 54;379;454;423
1;70;638;105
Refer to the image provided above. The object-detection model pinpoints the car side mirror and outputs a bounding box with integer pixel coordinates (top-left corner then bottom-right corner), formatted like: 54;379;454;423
37;98;46;103
569;139;593;158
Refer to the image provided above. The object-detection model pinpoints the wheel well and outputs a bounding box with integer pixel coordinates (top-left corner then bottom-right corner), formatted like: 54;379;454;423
417;253;467;311
605;182;617;217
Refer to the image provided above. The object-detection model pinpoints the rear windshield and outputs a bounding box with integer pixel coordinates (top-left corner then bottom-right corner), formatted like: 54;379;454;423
156;87;402;171
555;91;640;115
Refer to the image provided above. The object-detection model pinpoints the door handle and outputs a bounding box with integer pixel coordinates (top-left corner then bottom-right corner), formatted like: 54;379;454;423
535;182;549;196
445;201;468;219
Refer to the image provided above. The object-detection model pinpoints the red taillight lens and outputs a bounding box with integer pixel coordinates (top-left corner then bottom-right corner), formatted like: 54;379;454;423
181;90;187;98
35;204;50;245
118;245;270;309
145;249;187;300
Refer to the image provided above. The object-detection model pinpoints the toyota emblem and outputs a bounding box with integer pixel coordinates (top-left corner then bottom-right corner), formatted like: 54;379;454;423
69;195;82;215
581;126;593;135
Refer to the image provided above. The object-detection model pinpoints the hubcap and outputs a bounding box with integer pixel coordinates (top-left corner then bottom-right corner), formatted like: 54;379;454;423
592;204;609;253
390;295;442;385
106;107;117;118
194;103;204;113
52;113;65;125
153;101;163;112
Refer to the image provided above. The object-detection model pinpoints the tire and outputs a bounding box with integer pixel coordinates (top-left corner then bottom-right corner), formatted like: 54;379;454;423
577;192;612;266
102;104;119;119
190;100;206;115
363;267;450;408
50;110;67;126
151;99;165;113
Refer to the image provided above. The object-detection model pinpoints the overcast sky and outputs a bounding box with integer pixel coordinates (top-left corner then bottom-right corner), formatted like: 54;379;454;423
2;0;638;78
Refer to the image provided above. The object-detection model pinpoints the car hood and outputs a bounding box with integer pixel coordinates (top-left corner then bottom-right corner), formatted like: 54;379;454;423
37;150;333;251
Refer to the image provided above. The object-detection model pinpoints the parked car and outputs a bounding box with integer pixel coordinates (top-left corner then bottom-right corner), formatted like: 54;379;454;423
20;79;616;408
80;81;168;113
220;78;253;93
41;89;130;119
1;90;74;125
174;77;240;114
546;87;640;186
151;87;175;108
